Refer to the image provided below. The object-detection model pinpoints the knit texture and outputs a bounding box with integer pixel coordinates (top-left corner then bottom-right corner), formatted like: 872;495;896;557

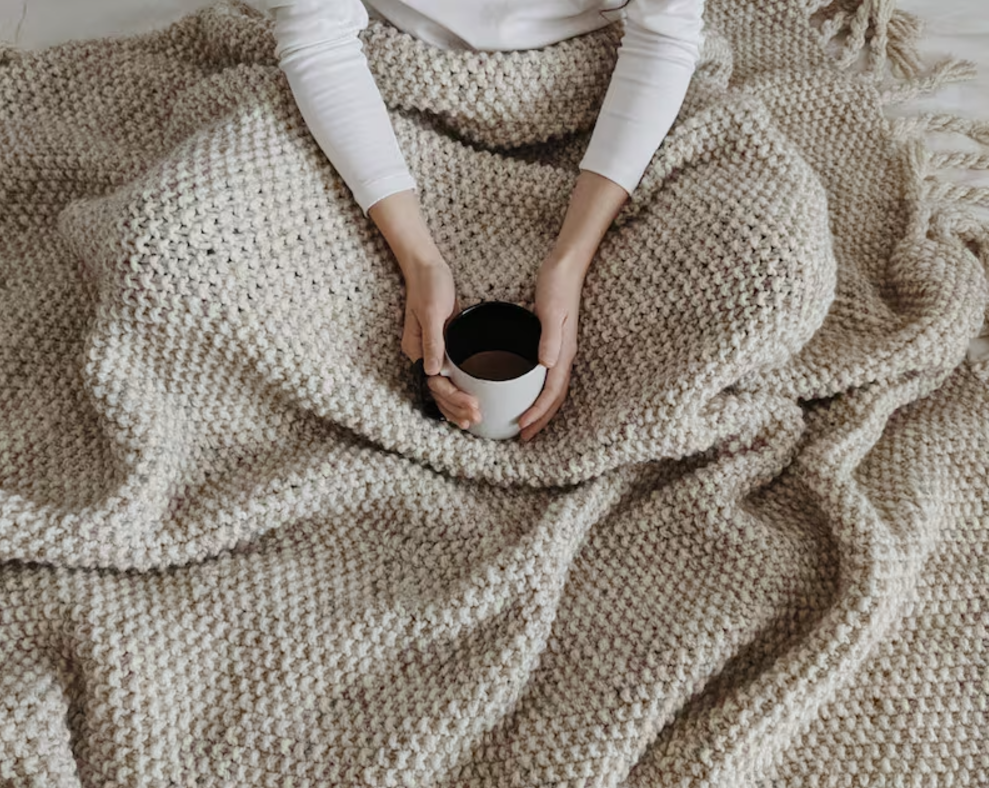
1;1;987;785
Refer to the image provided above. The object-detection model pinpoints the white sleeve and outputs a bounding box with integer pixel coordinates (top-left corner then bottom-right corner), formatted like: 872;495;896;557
579;0;704;195
268;0;417;214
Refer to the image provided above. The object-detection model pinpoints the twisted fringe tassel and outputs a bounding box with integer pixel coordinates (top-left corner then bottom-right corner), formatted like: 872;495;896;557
897;117;989;227
813;0;925;77
881;58;978;104
930;151;989;171
908;129;989;363
895;116;989;213
893;114;989;146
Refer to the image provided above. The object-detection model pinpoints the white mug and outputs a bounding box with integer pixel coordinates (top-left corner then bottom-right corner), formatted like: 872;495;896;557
437;302;547;440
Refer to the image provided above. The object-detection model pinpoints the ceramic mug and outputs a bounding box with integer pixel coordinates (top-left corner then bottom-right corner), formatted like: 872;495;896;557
424;301;547;440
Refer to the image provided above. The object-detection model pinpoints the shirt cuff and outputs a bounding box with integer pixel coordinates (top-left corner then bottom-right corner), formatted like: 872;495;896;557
356;172;419;215
579;141;641;197
578;63;696;195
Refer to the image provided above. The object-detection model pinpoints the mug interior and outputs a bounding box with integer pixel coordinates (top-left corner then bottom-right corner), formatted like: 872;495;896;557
445;302;541;374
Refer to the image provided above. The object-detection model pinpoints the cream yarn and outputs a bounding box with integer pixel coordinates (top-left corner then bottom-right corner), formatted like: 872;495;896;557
0;0;986;785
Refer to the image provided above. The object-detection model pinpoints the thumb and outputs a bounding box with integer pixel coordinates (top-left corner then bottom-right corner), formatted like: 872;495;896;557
538;310;564;369
421;313;446;376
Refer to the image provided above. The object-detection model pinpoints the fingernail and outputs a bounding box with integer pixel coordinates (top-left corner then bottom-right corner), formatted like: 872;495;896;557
460;420;470;429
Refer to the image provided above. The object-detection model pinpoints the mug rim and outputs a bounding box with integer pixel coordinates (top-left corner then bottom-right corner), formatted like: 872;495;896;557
443;300;543;384
444;300;537;334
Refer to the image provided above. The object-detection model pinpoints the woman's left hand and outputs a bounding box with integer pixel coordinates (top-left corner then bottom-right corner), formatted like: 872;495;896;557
518;170;627;441
519;258;585;441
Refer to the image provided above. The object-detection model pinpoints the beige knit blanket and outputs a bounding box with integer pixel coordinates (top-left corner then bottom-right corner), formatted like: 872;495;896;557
1;0;987;784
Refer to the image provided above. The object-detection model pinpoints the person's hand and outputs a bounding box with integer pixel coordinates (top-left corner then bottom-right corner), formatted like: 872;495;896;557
517;171;627;441
368;190;481;430
518;258;584;441
401;259;481;430
400;258;456;375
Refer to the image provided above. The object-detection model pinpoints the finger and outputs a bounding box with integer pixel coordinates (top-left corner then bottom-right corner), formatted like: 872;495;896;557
432;392;476;426
401;313;423;362
428;375;481;412
520;377;569;441
421;310;446;376
428;376;481;421
537;309;565;369
520;385;567;441
436;401;474;430
518;364;567;429
520;401;560;441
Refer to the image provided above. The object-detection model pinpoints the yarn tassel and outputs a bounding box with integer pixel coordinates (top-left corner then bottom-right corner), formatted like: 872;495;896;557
813;0;921;77
893;114;989;146
922;181;989;210
929;151;989;171
885;9;925;78
881;58;978;105
921;132;989;208
811;3;989;213
897;115;989;212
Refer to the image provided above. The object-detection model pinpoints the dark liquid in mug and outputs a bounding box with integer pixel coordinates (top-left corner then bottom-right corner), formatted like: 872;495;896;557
458;350;535;381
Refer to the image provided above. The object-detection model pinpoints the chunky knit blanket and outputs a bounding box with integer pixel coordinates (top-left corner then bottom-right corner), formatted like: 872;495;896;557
1;0;987;784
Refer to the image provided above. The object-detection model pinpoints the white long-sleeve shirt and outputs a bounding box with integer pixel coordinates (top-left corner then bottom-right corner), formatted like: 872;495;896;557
269;0;704;213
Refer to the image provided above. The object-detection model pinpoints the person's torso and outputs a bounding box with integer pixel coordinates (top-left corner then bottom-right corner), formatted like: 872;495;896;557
363;0;629;51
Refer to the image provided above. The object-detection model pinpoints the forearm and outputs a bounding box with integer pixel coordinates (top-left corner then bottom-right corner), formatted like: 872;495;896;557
272;0;416;214
579;1;703;194
368;190;446;276
547;171;629;275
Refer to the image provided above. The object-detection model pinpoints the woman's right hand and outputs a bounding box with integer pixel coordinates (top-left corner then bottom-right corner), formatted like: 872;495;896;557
368;190;480;429
401;260;481;429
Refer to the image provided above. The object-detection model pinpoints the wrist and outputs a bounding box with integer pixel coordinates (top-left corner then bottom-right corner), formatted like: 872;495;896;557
544;172;627;277
367;190;447;277
544;246;593;279
395;245;448;277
